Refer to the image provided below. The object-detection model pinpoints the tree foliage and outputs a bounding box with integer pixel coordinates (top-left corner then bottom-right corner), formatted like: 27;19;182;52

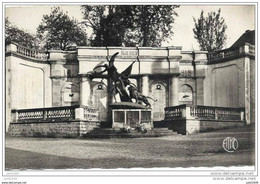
131;5;179;47
193;9;227;51
37;7;87;50
81;5;134;47
81;5;179;47
5;18;36;48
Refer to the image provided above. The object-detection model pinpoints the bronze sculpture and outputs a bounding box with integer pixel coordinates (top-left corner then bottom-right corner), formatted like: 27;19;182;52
93;52;135;102
128;85;157;107
93;52;156;107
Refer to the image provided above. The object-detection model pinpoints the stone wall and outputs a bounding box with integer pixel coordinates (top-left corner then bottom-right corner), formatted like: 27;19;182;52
167;120;186;135
204;58;245;108
250;59;255;123
167;120;245;135
179;51;207;106
49;51;80;107
5;49;52;132
77;47;183;75
9;121;99;138
200;120;245;132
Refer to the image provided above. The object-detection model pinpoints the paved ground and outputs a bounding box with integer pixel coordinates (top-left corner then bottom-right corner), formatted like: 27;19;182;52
5;126;255;169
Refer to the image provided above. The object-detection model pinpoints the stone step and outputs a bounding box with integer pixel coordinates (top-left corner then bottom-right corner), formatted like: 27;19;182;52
89;129;174;135
84;128;181;138
153;128;173;132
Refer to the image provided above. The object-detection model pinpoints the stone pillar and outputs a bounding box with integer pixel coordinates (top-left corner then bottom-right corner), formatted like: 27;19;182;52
141;75;149;96
80;75;91;106
169;75;179;106
244;57;251;125
49;60;65;107
75;107;85;120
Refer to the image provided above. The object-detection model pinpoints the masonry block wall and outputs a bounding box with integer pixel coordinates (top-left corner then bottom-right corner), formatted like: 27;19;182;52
5;42;254;132
5;45;52;131
9;121;99;138
48;51;80;107
204;58;245;108
250;59;255;123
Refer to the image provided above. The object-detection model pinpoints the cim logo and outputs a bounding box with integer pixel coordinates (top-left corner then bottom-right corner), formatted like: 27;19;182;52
223;137;239;152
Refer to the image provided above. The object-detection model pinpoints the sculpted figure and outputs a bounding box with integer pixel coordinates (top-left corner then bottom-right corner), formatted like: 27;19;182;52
93;52;135;102
128;85;157;107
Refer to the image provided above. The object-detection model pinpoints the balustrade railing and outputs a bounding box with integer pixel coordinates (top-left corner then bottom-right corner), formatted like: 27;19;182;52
17;109;44;121
208;47;240;62
165;105;245;121
216;108;241;121
11;105;99;123
46;107;75;120
9;42;48;60
165;105;186;120
190;106;216;119
208;44;255;63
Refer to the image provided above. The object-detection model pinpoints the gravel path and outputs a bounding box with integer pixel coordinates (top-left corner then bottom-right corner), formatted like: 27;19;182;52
5;126;255;169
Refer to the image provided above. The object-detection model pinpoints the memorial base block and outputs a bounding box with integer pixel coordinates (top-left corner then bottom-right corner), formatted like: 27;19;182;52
110;102;153;130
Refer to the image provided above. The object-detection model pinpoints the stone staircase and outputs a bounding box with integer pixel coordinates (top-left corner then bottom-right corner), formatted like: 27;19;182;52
83;127;181;138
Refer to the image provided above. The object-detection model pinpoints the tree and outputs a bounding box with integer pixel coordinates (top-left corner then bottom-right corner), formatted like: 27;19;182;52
81;5;135;47
81;5;179;47
130;5;179;47
37;7;87;50
5;18;36;48
193;9;227;51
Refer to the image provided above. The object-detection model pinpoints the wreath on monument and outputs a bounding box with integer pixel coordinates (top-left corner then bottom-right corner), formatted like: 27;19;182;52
122;126;131;133
136;124;148;134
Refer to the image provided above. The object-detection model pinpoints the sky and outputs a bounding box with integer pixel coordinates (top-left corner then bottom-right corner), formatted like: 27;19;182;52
5;4;255;50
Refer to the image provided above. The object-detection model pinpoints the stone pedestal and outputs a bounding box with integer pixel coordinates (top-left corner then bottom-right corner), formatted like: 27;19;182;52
110;102;153;130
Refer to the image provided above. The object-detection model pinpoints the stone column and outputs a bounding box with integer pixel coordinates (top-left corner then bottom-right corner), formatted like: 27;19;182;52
80;75;91;106
244;57;251;125
169;75;179;106
49;60;65;107
141;75;149;96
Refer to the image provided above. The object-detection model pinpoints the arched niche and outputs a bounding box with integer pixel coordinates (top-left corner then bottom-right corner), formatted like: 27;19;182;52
179;84;193;105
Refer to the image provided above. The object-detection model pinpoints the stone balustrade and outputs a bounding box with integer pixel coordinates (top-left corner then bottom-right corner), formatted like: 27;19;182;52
208;44;255;63
165;104;245;121
6;42;48;60
164;105;245;135
165;105;186;120
208;47;240;62
11;105;99;123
